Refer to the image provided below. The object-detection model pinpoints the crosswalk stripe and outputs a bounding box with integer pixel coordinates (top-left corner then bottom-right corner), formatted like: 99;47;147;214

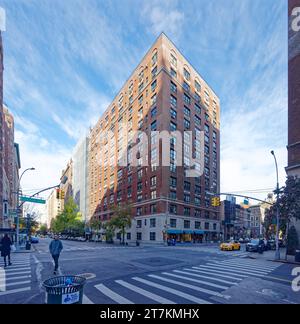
192;266;249;278
4;267;31;272
0;275;31;282
0;280;31;288
220;261;278;270
148;274;227;298
162;272;229;290
0;287;31;296
197;265;266;277
83;294;94;304
174;270;238;285
132;277;211;304
206;263;269;275
95;283;134;304
116;280;176;304
189;268;244;281
215;261;277;272
5;271;31;276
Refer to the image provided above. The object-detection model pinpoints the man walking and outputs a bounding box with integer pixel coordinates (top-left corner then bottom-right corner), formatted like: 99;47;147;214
49;235;63;275
0;234;12;268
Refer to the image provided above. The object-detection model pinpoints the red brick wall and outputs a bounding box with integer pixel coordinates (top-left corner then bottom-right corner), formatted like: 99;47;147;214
288;0;300;173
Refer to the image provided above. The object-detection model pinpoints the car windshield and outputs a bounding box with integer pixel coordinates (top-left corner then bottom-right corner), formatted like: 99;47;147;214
250;239;259;244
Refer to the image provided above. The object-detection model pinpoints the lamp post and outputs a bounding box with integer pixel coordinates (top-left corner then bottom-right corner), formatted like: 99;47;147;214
16;167;35;250
271;151;280;260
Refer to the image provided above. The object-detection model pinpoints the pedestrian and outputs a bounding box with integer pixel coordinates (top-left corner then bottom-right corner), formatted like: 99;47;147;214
49;234;63;275
0;234;12;268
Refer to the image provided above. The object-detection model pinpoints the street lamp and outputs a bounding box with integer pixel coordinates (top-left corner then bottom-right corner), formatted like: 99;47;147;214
16;167;35;250
271;151;280;260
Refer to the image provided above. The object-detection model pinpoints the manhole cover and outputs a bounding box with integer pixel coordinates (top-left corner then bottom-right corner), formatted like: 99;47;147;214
259;289;286;300
77;273;96;280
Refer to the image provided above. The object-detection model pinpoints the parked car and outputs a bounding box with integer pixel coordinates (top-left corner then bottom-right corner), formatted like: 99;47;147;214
220;240;241;251
30;236;39;244
246;239;265;253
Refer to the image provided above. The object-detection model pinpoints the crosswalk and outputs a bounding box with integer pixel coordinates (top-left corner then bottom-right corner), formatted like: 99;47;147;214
37;245;132;254
85;259;281;304
171;246;250;258
0;254;32;297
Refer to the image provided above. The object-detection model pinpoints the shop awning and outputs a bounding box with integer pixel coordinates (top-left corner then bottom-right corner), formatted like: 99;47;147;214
182;230;194;234
194;230;205;235
167;229;183;234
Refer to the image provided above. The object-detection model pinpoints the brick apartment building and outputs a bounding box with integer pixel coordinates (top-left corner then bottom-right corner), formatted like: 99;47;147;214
89;34;221;244
0;31;4;227
287;0;300;240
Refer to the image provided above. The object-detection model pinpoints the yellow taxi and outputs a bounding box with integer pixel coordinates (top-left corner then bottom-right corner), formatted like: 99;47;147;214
220;240;241;251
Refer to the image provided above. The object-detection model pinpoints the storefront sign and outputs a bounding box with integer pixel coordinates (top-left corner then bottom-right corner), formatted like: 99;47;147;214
62;292;80;304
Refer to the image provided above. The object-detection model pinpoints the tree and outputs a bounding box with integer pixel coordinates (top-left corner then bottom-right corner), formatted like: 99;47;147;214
89;216;102;234
103;219;115;243
51;197;84;236
39;224;48;235
287;226;300;256
110;204;132;245
20;212;39;236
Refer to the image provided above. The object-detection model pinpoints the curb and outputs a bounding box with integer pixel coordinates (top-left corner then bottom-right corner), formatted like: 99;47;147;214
268;259;300;266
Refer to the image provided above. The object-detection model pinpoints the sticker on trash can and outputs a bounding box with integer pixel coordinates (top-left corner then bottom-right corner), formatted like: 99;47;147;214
62;292;80;304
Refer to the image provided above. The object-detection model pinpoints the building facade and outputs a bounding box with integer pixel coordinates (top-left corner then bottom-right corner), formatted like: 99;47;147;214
287;0;300;240
72;135;90;223
60;159;73;206
88;34;221;244
0;32;4;226
46;189;63;229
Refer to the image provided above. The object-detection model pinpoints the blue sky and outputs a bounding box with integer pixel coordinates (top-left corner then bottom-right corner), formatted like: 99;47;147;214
0;0;288;206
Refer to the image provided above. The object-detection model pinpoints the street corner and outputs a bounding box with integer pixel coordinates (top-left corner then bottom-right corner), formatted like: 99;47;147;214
211;276;300;305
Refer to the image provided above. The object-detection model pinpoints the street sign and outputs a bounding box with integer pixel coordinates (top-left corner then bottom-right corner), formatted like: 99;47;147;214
20;196;46;204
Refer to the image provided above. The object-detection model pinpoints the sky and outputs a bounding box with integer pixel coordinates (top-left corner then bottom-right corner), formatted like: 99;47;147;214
0;0;288;222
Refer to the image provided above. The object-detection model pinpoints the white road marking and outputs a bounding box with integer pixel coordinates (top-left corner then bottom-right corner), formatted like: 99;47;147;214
95;283;134;304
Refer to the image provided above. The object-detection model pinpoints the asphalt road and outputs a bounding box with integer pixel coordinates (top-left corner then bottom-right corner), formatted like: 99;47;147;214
0;238;299;304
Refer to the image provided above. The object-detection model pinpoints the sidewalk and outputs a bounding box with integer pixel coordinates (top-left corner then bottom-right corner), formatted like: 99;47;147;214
246;248;300;265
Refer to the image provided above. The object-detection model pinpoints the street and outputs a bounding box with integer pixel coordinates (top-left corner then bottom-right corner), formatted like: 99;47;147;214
0;239;299;304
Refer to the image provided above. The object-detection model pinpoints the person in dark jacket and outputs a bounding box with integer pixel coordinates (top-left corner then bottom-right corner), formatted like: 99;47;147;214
49;235;63;275
1;234;12;267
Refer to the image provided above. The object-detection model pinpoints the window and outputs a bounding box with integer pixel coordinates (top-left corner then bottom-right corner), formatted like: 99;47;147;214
195;197;201;206
184;181;191;191
170;68;177;78
170;149;176;161
184;194;191;203
151;176;157;187
184;119;190;130
170;163;177;173
205;222;210;230
152;66;158;78
195;185;201;195
151;107;157;118
137;194;143;202
170;177;177;188
150;204;157;214
170;95;177;107
127;233;131;240
170;81;177;93
195;104;201;115
137;219;142;227
213;131;217;141
170;219;177;228
151;190;157;199
138;169;143;179
194;93;201;104
195;115;201;127
205;145;210;155
184;219;191;228
137;232;142;241
170;121;177;131
169;190;177;200
184;68;191;81
127;187;132;198
169;204;177;214
151;94;157;106
152;52;158;65
151;80;157;91
138;82;144;93
150;218;156;228
205;113;210;122
150;232;156;241
183;81;190;93
195;221;201;229
184;106;191;117
205;135;210;143
183;93;191;105
170;108;177;119
213;223;217;231
151;121;157;131
170;53;177;67
138;95;143;105
137;182;143;192
195;80;201;92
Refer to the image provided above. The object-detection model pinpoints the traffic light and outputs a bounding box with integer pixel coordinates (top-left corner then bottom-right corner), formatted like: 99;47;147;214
211;196;221;207
61;190;65;200
56;189;65;200
56;189;60;199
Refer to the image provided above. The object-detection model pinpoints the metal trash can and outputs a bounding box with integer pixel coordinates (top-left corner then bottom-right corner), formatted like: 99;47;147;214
43;276;86;304
295;250;300;263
